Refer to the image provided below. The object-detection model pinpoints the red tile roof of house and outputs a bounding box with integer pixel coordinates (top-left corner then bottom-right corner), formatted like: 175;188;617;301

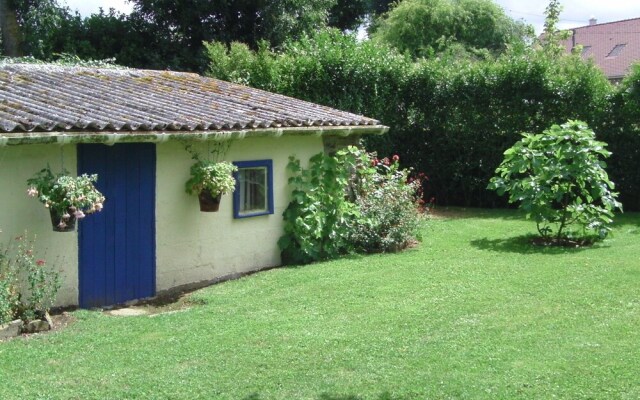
563;17;640;81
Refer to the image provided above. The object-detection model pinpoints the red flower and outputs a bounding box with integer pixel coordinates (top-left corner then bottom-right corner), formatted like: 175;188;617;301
392;154;400;163
36;259;46;266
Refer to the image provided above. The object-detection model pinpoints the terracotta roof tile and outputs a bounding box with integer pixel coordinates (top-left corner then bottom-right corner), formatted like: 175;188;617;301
562;17;640;80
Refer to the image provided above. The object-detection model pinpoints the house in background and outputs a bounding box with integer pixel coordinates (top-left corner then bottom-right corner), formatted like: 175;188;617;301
563;17;640;83
0;64;387;308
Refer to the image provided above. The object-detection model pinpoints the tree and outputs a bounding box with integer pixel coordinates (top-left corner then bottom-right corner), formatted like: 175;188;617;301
370;0;532;59
128;0;340;70
488;120;622;244
0;0;23;56
538;0;571;57
328;0;369;31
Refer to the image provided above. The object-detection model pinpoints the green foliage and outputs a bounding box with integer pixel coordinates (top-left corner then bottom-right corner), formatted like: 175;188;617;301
27;166;106;229
348;151;425;252
185;162;237;198
278;151;359;264
279;146;424;263
488;120;622;242
183;143;237;197
370;0;533;59
538;0;571;58
0;233;61;324
206;31;637;210
0;248;20;324
597;63;640;211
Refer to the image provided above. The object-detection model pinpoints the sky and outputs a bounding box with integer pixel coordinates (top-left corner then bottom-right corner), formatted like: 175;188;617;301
63;0;640;35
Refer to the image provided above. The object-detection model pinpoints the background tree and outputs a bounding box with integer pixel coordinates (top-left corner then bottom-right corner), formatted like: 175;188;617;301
328;0;369;31
370;0;532;59
0;0;23;56
4;0;371;71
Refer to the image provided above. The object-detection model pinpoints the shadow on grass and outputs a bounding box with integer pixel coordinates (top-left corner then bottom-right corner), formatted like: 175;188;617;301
430;207;525;221
469;235;607;255
243;393;406;400
611;211;640;233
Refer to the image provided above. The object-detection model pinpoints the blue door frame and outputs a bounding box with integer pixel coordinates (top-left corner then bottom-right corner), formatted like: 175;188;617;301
77;143;156;308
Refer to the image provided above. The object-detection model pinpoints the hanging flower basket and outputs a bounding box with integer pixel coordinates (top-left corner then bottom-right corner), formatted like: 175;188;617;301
185;160;237;213
49;208;77;232
27;166;105;232
198;191;222;212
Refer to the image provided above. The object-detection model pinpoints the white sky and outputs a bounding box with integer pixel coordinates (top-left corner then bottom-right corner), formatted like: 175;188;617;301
63;0;640;35
494;0;640;34
62;0;133;16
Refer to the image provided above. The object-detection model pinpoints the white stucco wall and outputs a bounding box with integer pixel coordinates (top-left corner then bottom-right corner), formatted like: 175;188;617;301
0;135;324;306
0;145;79;306
155;135;324;292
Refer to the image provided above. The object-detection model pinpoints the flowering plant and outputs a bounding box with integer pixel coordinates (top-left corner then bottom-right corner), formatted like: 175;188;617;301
346;148;426;253
27;166;105;230
184;142;237;198
185;160;238;197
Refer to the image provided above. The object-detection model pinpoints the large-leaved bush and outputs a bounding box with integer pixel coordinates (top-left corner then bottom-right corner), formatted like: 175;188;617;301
488;120;622;244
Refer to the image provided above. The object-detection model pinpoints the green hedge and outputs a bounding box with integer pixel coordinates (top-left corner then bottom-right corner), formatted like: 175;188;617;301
205;31;639;210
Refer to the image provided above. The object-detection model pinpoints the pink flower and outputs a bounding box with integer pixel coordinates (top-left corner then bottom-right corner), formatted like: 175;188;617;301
392;155;400;163
27;187;38;197
36;259;46;266
62;213;71;220
58;221;67;229
74;210;86;219
382;157;390;166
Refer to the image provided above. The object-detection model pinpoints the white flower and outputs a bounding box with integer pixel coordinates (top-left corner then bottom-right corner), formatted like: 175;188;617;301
74;210;86;219
57;221;67;229
27;187;38;197
94;203;103;212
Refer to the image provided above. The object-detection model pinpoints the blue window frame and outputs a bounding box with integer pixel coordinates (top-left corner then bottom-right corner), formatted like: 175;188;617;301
233;160;274;218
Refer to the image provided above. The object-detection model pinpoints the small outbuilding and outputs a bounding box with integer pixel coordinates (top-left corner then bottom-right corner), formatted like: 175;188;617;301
0;64;386;308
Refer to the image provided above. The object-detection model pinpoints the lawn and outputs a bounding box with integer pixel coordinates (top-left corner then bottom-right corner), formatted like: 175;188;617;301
1;209;639;399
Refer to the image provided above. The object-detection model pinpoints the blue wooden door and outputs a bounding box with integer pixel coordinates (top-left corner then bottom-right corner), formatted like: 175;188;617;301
77;143;156;308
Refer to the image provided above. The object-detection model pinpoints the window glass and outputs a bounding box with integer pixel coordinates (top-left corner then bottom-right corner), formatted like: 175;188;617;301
238;167;267;214
607;44;626;58
233;160;274;218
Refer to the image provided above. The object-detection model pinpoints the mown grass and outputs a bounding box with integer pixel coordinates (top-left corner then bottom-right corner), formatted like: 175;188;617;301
1;208;639;399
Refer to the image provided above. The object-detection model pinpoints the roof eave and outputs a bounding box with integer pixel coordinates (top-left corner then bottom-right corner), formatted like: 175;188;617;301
0;125;389;147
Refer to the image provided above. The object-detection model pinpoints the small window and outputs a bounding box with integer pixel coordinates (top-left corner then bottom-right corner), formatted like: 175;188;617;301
606;44;626;58
233;160;274;218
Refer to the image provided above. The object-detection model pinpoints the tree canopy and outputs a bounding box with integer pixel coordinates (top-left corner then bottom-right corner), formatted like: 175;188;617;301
371;0;533;59
2;0;383;71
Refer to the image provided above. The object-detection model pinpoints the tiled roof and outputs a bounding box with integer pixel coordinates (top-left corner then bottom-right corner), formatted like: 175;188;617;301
563;17;640;80
0;64;382;134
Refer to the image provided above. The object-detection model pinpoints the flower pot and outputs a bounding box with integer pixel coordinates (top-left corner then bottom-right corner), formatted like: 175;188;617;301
49;209;76;232
198;191;222;212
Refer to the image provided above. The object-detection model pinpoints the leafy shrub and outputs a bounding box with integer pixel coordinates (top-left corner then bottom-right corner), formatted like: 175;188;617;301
279;146;424;264
0;250;20;325
278;151;359;265
0;233;61;324
488;120;622;243
205;31;640;211
347;151;425;253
